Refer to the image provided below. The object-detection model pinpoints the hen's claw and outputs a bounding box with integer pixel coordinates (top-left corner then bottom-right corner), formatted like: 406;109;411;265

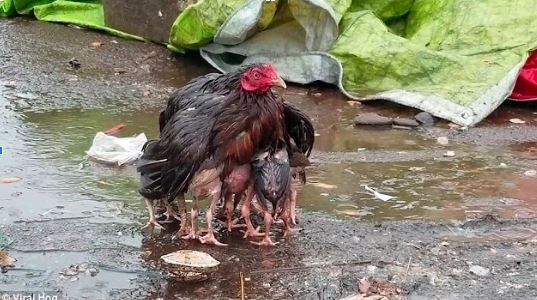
250;236;278;246
199;232;228;247
241;226;264;238
142;220;165;233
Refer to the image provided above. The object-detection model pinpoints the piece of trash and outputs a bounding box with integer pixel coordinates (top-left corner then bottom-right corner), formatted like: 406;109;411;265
509;118;526;124
90;41;104;48
524;170;537;177
161;250;220;268
309;182;337;189
344;168;355;175
104;124;127;135
408;167;424;172
469;265;490;277
320;193;329;196
0;177;21;184
364;185;395;201
499;163;507;168
86;132;147;166
68;58;81;70
158;10;163;17
161;250;220;282
312;92;322;97
443;151;456;157
437;136;449;145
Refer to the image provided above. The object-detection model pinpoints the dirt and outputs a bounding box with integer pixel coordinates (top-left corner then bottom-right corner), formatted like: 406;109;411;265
1;17;537;300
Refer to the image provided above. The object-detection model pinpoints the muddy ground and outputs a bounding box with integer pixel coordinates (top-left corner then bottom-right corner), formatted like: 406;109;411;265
1;18;537;300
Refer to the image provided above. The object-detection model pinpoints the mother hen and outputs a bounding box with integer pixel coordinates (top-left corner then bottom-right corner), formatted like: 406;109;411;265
138;64;296;245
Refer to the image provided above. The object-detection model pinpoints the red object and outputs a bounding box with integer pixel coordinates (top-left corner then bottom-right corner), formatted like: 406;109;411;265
510;50;537;102
104;124;126;135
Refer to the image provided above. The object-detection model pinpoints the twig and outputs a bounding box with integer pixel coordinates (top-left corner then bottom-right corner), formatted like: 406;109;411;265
403;257;412;282
240;271;245;300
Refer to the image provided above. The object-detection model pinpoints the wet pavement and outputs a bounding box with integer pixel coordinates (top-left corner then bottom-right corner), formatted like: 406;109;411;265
1;18;537;299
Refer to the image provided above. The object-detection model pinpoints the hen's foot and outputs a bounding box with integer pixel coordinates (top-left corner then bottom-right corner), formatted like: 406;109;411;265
250;235;278;246
142;219;165;233
199;231;228;247
241;225;264;238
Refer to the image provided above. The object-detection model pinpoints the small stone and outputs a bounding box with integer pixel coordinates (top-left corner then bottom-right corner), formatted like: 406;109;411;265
437;136;449;145
393;118;419;127
415;112;435;126
524;170;537;177
509;118;526;124
499;163;507;168
262;282;271;288
312;92;322;97
441;241;449;246
469;265;490;277
444;151;455;157
354;113;393;126
366;265;377;274
87;268;99;277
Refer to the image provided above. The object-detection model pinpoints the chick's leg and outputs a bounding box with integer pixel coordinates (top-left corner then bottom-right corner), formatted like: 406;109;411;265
199;193;227;246
251;211;277;246
142;198;164;232
241;186;263;238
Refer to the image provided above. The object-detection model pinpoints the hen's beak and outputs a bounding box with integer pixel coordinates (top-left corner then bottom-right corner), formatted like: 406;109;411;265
272;75;287;89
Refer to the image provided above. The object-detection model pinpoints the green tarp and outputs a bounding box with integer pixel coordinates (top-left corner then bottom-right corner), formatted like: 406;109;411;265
2;0;537;126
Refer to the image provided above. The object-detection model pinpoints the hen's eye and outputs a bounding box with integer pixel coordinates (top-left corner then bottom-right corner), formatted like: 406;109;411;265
253;72;261;79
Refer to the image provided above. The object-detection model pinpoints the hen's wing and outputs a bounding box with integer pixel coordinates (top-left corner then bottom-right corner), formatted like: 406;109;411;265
159;73;223;131
153;93;226;200
283;103;315;156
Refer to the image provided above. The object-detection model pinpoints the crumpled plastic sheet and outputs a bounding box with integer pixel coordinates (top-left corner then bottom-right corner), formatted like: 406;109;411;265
86;132;147;166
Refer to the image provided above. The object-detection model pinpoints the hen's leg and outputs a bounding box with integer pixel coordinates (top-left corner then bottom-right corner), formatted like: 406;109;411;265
289;187;298;225
176;193;190;236
162;200;181;223
251;211;277;246
241;187;263;238
181;199;199;240
199;193;227;246
142;198;164;232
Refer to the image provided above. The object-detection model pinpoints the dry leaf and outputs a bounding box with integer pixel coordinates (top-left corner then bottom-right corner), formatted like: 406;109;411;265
0;177;21;184
0;251;16;267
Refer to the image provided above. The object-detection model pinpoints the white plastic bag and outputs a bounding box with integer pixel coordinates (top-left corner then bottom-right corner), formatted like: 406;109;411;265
86;132;147;166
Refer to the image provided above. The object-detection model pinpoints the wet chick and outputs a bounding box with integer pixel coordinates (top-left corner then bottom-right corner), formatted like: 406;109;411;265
249;147;292;246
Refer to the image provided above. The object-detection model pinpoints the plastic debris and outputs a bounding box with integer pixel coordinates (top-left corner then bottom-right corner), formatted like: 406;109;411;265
364;185;395;201
86;132;147;166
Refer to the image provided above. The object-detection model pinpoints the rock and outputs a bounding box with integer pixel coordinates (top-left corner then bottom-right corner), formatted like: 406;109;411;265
437;136;449;145
312;92;322;97
443;151;456;157
524;170;537;177
415;112;435;126
509;118;526;124
354;113;393;126
393;118;419;127
469;265;490;277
